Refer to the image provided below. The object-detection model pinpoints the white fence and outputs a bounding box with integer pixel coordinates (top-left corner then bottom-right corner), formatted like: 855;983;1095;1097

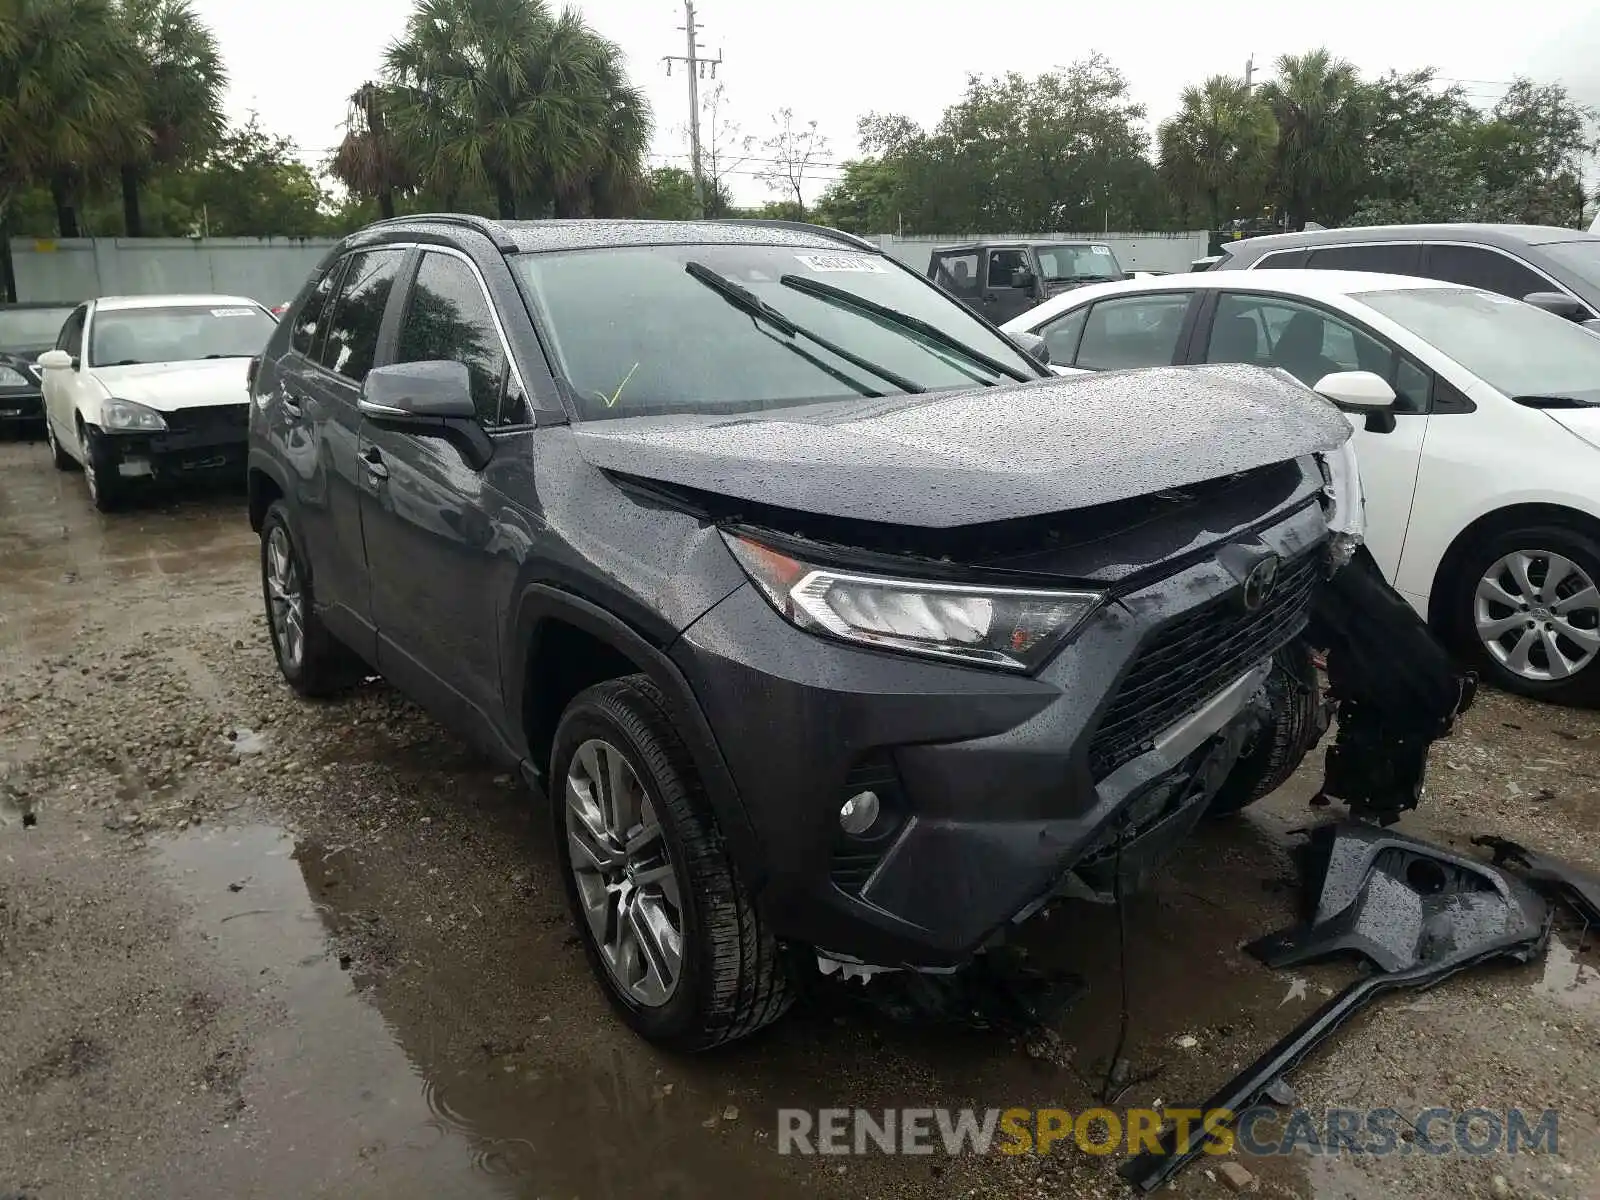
8;236;341;306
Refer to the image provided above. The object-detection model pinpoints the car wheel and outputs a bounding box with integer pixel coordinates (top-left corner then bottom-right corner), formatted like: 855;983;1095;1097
259;500;366;698
1453;525;1600;706
551;675;794;1050
45;415;75;471
78;425;120;512
1206;644;1327;817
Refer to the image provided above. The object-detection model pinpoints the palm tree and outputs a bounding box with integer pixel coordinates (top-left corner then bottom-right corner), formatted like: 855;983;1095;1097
331;82;413;221
0;0;147;237
1259;49;1371;230
1157;75;1276;229
381;0;652;219
116;0;225;236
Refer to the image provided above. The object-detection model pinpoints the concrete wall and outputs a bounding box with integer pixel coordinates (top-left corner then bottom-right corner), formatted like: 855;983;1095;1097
864;232;1209;276
9;237;341;306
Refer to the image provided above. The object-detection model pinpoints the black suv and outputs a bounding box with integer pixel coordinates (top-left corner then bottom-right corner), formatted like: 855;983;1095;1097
247;216;1354;1049
927;239;1128;323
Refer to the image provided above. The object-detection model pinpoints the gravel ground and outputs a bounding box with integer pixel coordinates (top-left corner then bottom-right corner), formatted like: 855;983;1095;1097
2;438;1597;1200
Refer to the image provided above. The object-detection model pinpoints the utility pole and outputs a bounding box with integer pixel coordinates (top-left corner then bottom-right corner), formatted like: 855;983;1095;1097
662;1;721;217
1244;54;1255;90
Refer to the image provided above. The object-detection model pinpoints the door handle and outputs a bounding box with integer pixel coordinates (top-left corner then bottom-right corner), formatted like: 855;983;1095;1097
361;448;389;480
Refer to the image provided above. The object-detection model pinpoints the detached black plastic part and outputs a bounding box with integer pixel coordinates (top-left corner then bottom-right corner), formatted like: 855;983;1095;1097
1473;834;1600;927
1119;822;1549;1194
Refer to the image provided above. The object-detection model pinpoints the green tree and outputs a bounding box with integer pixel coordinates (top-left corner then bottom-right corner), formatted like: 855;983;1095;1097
116;0;225;235
1259;49;1371;229
0;0;146;238
380;0;652;219
758;108;829;219
1157;75;1276;228
812;159;901;233
1349;69;1484;224
1474;79;1597;226
184;115;330;236
637;166;701;220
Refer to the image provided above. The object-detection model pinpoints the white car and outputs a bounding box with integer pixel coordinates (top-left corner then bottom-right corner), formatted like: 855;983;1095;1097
37;294;277;510
1002;270;1600;705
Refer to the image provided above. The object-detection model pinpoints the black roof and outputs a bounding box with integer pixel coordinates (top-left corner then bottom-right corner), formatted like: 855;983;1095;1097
1221;222;1596;258
930;238;1106;253
352;214;875;255
0;300;77;310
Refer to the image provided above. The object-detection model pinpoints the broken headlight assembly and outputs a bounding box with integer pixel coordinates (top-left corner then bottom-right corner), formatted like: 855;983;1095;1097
724;532;1103;671
1316;439;1365;570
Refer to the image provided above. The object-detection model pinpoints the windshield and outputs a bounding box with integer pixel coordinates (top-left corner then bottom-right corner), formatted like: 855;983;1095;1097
1034;244;1122;282
0;307;74;349
1357;286;1600;404
89;304;275;367
514;244;1041;420
1540;240;1600;291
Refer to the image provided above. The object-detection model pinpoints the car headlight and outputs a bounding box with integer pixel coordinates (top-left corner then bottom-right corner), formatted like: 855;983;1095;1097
724;532;1103;671
0;364;28;387
101;397;167;431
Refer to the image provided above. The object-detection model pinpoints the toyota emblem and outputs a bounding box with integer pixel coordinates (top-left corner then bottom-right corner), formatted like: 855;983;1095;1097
1240;554;1281;612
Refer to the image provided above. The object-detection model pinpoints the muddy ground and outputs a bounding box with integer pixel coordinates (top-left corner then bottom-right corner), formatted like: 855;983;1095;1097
1;437;1597;1200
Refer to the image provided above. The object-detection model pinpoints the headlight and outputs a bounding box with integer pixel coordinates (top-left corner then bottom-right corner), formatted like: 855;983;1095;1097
0;364;28;387
724;532;1103;671
101;397;167;431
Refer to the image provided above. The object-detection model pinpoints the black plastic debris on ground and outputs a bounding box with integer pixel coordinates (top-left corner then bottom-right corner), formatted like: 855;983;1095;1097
1120;821;1550;1194
1472;834;1600;928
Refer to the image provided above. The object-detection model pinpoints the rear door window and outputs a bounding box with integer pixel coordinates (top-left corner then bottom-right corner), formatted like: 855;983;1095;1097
1423;245;1552;301
317;248;408;384
1305;243;1422;275
292;259;346;359
1252;249;1307;269
1074;294;1191;371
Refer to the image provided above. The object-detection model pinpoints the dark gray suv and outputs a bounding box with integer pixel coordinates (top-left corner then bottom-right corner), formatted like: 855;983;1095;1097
246;215;1359;1049
1214;223;1600;325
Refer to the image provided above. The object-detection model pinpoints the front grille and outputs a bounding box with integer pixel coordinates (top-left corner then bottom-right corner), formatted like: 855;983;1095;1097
160;403;249;435
1087;551;1320;780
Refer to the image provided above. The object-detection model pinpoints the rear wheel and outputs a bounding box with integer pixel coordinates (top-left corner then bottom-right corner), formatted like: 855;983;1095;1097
1451;525;1600;706
551;675;793;1050
259;500;366;697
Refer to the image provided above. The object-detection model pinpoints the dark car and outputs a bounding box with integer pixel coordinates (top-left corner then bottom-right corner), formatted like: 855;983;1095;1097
1213;223;1600;325
247;215;1356;1049
927;239;1128;323
0;302;74;430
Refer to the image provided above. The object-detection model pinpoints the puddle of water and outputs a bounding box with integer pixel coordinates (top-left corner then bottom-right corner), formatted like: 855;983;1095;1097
1536;935;1600;1009
155;823;827;1200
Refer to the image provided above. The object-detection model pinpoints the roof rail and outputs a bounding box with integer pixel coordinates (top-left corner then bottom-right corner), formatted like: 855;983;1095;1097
364;212;519;252
712;219;878;252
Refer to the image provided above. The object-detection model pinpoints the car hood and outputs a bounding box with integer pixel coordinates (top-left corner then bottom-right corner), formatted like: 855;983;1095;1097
572;363;1353;527
1543;407;1600;451
91;359;251;411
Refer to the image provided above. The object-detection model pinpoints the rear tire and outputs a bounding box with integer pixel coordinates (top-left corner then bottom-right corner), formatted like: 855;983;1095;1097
1448;525;1600;707
1207;645;1327;817
551;675;793;1050
259;500;366;698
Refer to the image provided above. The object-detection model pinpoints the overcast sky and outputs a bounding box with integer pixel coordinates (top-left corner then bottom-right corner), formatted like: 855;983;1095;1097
196;0;1600;206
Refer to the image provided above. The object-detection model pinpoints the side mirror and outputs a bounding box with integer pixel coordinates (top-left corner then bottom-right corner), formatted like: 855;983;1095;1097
1522;291;1592;323
1010;267;1037;291
1581;318;1600;335
1010;331;1051;367
37;349;75;371
1313;370;1396;435
358;360;494;469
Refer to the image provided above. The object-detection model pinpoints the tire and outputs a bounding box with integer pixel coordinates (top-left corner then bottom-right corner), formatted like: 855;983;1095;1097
1207;644;1327;817
79;425;122;512
259;499;366;698
551;675;793;1050
1448;524;1600;707
45;415;75;471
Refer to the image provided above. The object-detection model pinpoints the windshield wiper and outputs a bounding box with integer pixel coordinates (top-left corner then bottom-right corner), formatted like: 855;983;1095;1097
103;358;143;366
1513;394;1597;409
203;353;250;360
779;273;1035;383
684;262;924;394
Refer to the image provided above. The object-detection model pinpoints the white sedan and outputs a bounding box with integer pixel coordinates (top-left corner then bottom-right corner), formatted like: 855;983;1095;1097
37;294;277;510
1003;270;1600;705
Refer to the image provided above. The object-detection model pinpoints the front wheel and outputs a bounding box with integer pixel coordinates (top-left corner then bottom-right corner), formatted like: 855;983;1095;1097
1206;645;1327;817
79;426;121;512
551;675;793;1050
1451;525;1600;706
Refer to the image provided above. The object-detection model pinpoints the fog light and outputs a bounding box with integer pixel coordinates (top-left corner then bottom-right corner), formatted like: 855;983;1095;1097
838;790;880;836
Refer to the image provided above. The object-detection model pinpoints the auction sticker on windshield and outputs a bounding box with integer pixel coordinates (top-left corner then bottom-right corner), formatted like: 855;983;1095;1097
211;308;258;317
1091;245;1113;256
794;253;887;273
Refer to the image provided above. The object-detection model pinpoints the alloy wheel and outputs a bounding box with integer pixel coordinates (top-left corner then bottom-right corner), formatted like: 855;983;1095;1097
564;738;683;1008
81;438;99;502
264;525;306;672
1475;549;1600;682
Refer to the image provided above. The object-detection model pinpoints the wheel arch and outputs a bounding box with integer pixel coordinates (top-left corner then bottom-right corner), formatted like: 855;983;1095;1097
509;583;766;893
1428;502;1600;631
247;455;289;533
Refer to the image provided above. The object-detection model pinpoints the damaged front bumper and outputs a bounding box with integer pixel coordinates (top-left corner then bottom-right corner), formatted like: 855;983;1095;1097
672;493;1330;970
